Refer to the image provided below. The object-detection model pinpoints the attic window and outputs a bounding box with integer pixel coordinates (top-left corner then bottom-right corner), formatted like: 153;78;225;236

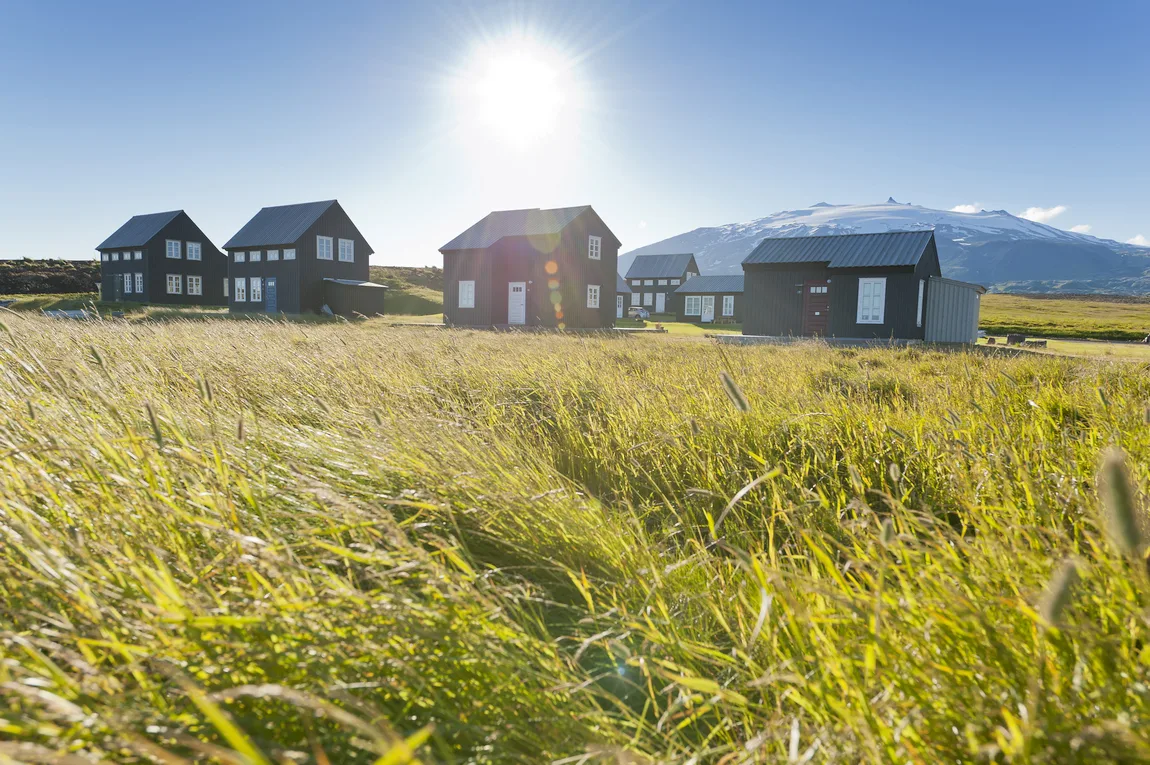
317;236;334;260
588;236;601;260
670;278;680;285
166;240;181;259
187;242;202;261
339;239;354;262
234;251;246;263
284;249;296;260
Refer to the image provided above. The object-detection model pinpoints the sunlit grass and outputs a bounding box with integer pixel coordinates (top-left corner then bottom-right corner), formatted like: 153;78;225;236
1;317;1149;761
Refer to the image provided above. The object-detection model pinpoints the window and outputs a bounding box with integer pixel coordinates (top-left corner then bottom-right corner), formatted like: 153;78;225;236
187;242;202;261
135;273;144;293
234;277;246;302
187;275;202;295
588;235;601;260
249;277;262;302
284;248;296;260
643;279;653;286
134;251;142;260
687;271;697;279
166;274;182;294
631;293;640;306
250;250;262;262
122;273;132;294
317;236;333;260
166;240;181;259
234;251;246;263
587;284;600;308
722;295;735;317
856;277;886;324
643;292;653;307
631;279;641;286
223;278;229;298
112;252;120;261
268;249;279;261
685;296;702;316
916;279;925;327
338;238;354;262
658;279;668;286
101;253;108;262
458;280;476;308
670;278;680;285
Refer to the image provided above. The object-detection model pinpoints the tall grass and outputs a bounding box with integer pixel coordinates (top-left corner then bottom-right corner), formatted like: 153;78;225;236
1;316;1149;762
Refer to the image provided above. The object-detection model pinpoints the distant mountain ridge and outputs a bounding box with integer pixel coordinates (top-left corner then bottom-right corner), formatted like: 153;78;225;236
619;201;1150;293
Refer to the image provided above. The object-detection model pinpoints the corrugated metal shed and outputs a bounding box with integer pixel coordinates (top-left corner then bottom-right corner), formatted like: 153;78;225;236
616;273;631;293
742;230;935;269
96;210;183;250
224;200;337;248
440;206;591;251
924;276;986;343
625;253;695;279
674;275;744;293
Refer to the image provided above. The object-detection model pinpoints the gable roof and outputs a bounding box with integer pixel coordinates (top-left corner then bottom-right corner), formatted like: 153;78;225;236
224;200;338;248
96;210;183;250
625;253;695;279
742;230;935;269
674;275;743;294
440;206;596;252
617;273;631;293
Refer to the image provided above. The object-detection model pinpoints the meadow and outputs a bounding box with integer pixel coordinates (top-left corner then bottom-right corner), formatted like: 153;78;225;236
1;316;1150;763
980;293;1150;341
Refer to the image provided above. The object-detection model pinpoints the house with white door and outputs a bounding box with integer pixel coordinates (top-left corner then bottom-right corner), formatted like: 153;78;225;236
623;253;700;316
673;275;743;324
439;206;621;329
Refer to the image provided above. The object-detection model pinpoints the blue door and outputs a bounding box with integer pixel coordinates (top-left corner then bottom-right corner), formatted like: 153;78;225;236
265;277;277;313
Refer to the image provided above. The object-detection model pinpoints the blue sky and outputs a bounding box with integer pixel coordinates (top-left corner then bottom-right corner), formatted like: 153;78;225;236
1;0;1147;264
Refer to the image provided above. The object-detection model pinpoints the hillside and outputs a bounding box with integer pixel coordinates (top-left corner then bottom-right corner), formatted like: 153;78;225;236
0;258;99;294
621;200;1150;293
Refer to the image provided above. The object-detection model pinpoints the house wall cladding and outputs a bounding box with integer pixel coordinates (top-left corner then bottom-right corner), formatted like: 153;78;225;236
323;281;386;318
675;292;743;323
742;264;828;336
924;277;982;343
100;213;226;306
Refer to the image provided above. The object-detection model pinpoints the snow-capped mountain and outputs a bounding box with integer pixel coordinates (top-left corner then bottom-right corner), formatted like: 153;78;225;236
620;199;1150;293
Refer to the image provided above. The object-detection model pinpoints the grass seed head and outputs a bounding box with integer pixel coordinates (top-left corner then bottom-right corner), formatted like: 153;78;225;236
719;371;750;413
1100;447;1142;557
1039;558;1080;628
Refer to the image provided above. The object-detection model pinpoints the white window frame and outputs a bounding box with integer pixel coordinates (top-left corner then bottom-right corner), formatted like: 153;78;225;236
687;271;697;279
587;284;600;308
631;279;641;287
268;249;279;261
166;274;182;294
234;251;246;263
722;295;735;317
916;279;925;327
317;236;334;260
856;277;887;324
284;248;296;260
134;251;142;260
630;293;640;306
223;278;229;298
458;280;475;309
685;295;702;316
187;275;203;295
112;252;120;261
249;276;262;302
643;292;653;307
338;238;354;262
166;240;181;259
250;250;262;262
101;253;108;262
643;279;654;286
134;273;144;293
588;235;601;260
234;277;246;302
657;279;668;286
670;278;680;285
122;273;132;294
187;242;202;261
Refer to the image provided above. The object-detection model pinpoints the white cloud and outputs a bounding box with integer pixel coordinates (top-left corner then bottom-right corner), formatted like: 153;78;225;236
950;203;981;214
1069;224;1092;234
1127;234;1149;247
1017;205;1068;223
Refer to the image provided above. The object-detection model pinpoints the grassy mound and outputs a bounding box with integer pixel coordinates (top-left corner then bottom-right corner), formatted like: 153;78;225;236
1;319;1149;762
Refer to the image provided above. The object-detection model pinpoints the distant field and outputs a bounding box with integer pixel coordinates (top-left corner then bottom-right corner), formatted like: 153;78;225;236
981;292;1150;340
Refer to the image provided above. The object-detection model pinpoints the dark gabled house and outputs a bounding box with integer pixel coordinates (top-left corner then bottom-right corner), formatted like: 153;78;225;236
223;200;383;317
439;206;620;329
616;273;631;318
624;253;699;316
740;230;985;342
96;210;226;305
674;274;744;324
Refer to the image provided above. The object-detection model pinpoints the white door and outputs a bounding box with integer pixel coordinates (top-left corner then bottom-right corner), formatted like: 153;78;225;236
701;296;715;323
508;282;526;325
616;295;624;318
655;292;666;313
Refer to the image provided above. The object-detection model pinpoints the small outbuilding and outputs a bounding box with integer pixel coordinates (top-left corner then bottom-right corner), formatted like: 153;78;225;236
616;273;631;318
624;253;699;315
740;230;984;342
323;278;387;318
673;274;744;323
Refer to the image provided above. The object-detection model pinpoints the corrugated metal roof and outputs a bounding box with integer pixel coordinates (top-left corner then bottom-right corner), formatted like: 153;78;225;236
673;275;744;293
324;278;387;288
625;253;695;279
742;230;935;269
617;273;631;293
96;210;183;250
440;206;591;251
224;200;337;248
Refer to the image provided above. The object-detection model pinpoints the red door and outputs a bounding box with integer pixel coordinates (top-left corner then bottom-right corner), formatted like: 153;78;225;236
801;280;830;336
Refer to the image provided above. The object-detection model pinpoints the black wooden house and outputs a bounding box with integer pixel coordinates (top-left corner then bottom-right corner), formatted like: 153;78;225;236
740;230;984;342
223;200;382;317
616;273;631;318
673;274;744;324
624;254;699;316
440;206;620;329
96;210;226;305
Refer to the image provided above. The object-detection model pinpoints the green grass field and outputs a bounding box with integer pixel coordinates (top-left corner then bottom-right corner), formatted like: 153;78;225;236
3;316;1150;762
981;293;1150;341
